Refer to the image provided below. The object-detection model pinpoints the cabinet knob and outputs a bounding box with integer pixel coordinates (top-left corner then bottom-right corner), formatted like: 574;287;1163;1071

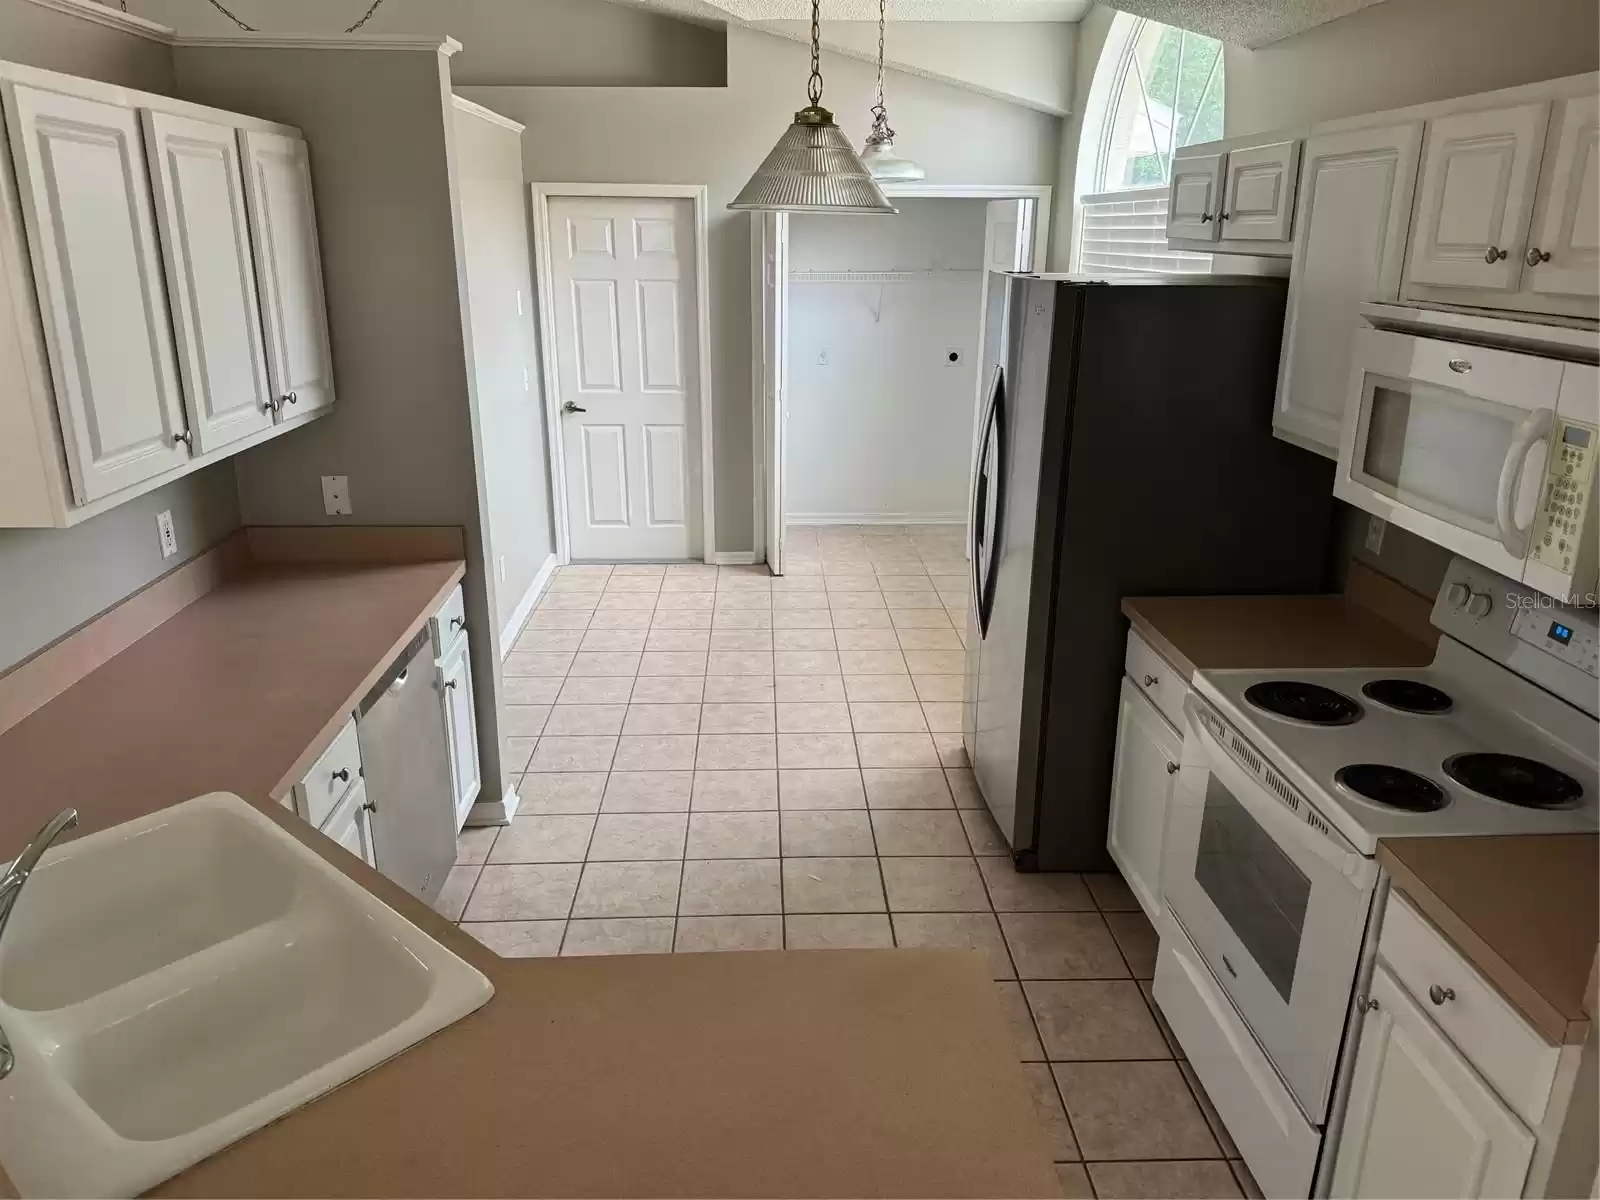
171;430;193;450
1525;247;1552;267
1198;212;1214;223
1165;761;1179;775
331;768;350;783
1428;984;1455;1006
1143;674;1159;687
1217;211;1230;221
1447;358;1473;374
287;391;299;406
444;679;458;691
449;615;467;631
362;798;377;813
1358;995;1379;1013
1484;245;1509;263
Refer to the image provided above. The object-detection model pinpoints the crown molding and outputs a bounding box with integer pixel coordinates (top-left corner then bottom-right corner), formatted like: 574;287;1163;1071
20;0;176;42
451;95;526;134
173;33;463;54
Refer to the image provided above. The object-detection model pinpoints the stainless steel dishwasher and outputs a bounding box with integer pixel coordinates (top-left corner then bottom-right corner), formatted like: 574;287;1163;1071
356;628;457;906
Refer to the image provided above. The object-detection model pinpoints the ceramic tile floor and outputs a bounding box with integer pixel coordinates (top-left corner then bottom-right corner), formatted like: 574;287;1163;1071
438;524;1260;1200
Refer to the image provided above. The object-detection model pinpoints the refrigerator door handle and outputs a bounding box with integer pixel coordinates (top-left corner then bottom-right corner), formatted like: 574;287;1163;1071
972;369;1006;638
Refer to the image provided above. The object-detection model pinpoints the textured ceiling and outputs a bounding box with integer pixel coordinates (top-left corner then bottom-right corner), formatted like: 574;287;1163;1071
612;0;1391;45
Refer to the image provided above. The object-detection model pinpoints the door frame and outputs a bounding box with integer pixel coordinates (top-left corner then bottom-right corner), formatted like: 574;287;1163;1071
529;182;717;564
749;183;1050;569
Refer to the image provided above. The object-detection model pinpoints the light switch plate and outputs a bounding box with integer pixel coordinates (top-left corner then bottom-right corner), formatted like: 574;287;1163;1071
322;475;353;517
1364;515;1386;555
156;510;177;559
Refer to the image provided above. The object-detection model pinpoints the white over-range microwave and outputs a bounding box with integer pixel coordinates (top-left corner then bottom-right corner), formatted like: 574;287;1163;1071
1336;326;1598;605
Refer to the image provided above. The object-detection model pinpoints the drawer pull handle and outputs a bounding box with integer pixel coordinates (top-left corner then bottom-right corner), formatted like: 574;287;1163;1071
1428;984;1455;1006
1165;761;1179;775
1359;995;1379;1013
331;768;350;783
1143;673;1159;687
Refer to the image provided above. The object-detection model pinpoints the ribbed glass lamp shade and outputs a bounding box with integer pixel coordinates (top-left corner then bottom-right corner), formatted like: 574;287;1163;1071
861;137;925;182
729;106;897;214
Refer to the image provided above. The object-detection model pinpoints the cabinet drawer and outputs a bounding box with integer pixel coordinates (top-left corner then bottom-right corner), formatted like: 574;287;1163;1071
293;715;363;831
1378;892;1560;1125
430;584;467;659
1124;631;1187;731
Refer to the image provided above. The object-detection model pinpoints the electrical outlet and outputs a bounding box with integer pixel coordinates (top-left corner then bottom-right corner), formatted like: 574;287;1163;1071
1365;514;1387;555
156;509;177;559
321;475;353;517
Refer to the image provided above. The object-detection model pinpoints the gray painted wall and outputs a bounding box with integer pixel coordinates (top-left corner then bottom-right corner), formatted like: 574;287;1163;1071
131;0;727;87
0;0;244;674
453;101;555;640
170;41;509;803
465;25;1061;551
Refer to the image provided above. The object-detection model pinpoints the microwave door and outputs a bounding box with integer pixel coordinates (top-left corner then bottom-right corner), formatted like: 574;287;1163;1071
1162;700;1377;1121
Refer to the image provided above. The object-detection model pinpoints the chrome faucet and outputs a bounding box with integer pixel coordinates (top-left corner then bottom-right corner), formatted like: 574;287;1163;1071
0;808;78;1080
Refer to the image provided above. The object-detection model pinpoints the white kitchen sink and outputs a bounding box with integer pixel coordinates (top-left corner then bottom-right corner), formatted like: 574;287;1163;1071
0;792;493;1197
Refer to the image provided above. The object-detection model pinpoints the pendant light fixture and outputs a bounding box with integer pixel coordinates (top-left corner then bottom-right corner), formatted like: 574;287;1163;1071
860;0;924;182
728;0;896;214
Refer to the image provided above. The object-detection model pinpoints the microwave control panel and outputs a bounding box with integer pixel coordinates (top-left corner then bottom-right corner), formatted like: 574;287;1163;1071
1529;418;1596;577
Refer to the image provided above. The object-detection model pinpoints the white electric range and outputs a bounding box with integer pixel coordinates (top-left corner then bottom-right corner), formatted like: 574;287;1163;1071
1152;556;1599;1200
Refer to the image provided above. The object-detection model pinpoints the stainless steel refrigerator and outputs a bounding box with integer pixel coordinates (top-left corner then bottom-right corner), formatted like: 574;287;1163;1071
963;274;1336;872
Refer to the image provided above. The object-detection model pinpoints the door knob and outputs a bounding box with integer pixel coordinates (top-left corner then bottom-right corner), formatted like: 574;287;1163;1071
1484;245;1509;263
1165;761;1179;775
1525;247;1552;266
562;401;587;414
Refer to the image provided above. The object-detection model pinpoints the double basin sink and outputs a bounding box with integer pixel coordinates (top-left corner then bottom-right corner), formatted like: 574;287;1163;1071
0;793;493;1197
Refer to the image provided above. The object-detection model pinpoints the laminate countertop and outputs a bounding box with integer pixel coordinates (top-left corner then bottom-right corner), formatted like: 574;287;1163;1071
1120;592;1437;680
0;556;1058;1199
1378;834;1598;1045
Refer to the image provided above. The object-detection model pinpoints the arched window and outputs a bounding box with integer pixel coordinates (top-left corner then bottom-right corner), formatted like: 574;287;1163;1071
1073;14;1225;273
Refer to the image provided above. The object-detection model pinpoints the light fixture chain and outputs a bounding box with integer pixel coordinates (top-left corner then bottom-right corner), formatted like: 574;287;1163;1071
198;0;389;34
868;0;893;143
806;0;823;107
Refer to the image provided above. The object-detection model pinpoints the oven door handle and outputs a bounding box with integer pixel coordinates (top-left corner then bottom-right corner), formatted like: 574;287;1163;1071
1494;406;1553;558
1186;703;1370;883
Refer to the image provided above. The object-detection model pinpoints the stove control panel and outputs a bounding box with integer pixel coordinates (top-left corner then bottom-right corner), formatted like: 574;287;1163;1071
1510;606;1599;678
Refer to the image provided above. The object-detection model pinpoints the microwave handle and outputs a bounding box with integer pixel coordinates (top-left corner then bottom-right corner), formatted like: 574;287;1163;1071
1496;407;1554;557
1185;701;1369;881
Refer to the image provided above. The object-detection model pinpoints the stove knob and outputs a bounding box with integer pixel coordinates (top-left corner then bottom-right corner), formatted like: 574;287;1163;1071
1446;582;1471;609
1465;591;1493;619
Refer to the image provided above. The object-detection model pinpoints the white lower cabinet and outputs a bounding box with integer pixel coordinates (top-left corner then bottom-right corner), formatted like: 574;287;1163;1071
322;777;377;869
438;628;481;830
1332;963;1534;1199
1107;675;1181;923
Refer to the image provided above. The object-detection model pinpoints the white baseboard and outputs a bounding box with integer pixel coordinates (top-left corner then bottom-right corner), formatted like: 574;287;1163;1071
499;552;557;658
786;513;966;526
707;551;760;565
466;785;519;827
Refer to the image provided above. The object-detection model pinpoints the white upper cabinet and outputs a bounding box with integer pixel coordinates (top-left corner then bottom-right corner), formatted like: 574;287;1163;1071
1166;150;1225;242
1521;92;1600;302
1;83;190;503
239;129;334;420
142;110;274;455
1405;102;1550;293
1220;138;1301;242
1275;121;1423;457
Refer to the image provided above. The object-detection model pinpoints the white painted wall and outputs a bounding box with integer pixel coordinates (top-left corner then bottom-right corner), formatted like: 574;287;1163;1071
465;25;1060;550
452;101;555;643
786;198;984;524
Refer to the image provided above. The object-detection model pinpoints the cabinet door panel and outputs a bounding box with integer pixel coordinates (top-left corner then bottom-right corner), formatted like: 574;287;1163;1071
1407;102;1548;291
1107;677;1181;924
142;110;274;454
441;634;482;828
1275;122;1423;455
1166;151;1225;242
1332;965;1534;1200
238;128;334;417
2;84;188;502
1221;139;1300;242
1524;93;1600;301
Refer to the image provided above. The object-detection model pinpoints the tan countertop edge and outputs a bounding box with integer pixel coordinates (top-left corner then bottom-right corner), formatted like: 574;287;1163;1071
1378;835;1598;1047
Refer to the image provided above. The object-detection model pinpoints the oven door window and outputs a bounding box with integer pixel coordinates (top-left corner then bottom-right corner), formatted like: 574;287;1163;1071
1193;774;1311;1003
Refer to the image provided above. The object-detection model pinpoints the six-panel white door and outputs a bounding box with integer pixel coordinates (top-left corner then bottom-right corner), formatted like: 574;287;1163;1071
1522;93;1600;302
1406;102;1550;292
142;110;275;454
1332;965;1535;1199
238;128;335;419
549;195;701;561
2;83;191;502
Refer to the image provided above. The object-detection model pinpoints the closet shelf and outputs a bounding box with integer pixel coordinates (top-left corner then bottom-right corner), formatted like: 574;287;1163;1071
789;269;981;284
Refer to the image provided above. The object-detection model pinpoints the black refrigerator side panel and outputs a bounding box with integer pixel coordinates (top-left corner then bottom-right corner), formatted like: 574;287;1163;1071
1031;280;1337;872
1009;283;1084;866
